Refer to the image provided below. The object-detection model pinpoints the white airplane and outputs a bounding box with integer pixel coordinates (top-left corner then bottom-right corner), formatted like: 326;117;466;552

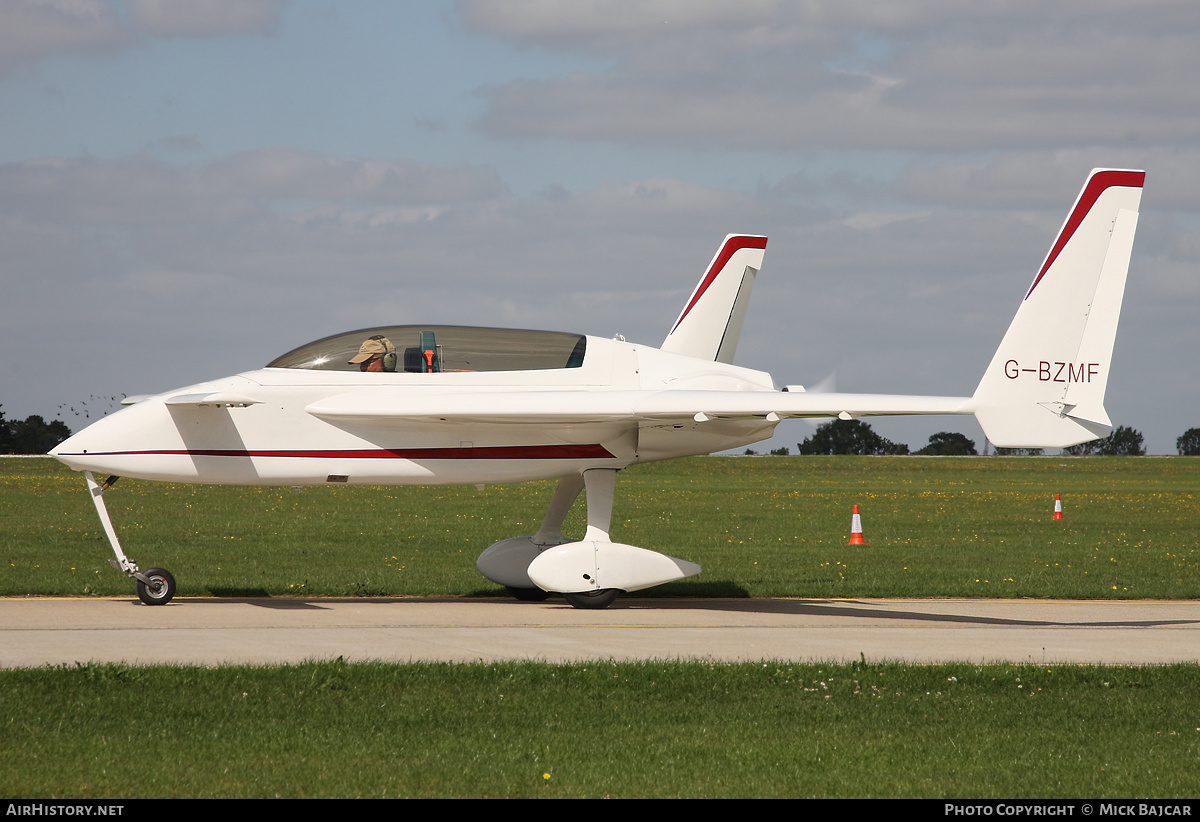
51;168;1144;608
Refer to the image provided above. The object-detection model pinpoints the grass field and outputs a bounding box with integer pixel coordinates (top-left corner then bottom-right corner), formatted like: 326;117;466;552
3;455;1198;798
3;660;1200;798
2;455;1197;600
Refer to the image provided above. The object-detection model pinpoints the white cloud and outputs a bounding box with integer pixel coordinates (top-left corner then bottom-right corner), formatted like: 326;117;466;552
0;150;507;227
0;0;286;77
892;151;1200;211
126;0;284;38
466;1;1200;151
0;0;133;75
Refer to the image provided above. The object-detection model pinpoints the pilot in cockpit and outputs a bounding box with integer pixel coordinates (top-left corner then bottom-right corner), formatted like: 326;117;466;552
348;335;397;372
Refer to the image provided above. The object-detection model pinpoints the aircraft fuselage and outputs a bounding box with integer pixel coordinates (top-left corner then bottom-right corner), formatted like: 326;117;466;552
52;334;779;486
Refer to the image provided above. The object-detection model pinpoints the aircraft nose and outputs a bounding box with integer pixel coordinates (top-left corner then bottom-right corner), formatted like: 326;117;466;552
49;424;102;468
46;404;156;474
44;395;209;482
48;426;88;459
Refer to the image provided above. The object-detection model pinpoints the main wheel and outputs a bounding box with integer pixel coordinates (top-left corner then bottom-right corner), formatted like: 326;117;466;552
562;588;621;610
505;586;552;602
136;567;176;606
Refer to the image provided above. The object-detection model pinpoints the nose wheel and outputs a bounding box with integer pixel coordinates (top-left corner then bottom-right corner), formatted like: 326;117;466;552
84;473;178;606
136;567;177;606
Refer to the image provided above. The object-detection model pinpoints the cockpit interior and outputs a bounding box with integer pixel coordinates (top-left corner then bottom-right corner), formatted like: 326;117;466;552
267;325;588;373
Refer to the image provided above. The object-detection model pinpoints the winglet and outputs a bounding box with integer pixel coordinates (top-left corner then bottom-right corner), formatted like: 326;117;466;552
972;169;1144;448
662;234;767;363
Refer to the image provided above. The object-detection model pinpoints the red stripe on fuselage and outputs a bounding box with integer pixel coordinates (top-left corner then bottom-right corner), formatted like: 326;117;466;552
671;235;767;333
1025;170;1144;300
59;444;616;460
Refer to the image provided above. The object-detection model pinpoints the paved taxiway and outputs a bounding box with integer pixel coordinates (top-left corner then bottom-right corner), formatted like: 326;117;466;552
2;597;1198;667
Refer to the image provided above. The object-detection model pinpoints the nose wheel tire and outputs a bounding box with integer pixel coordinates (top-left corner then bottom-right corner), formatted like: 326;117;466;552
562;588;621;609
136;567;177;606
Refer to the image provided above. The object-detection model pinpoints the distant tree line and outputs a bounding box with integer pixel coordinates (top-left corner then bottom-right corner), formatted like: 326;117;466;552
1178;428;1200;456
0;406;72;455
1061;425;1146;456
739;418;1198;456
794;419;982;456
797;419;909;455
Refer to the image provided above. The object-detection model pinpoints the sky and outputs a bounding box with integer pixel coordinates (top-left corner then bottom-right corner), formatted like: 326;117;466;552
1;0;1197;455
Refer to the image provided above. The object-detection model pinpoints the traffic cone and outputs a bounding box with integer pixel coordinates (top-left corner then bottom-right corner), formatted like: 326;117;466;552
1053;494;1063;520
849;504;867;545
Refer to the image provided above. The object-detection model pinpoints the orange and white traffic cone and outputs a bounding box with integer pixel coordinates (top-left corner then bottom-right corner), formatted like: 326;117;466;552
849;504;867;545
1053;494;1063;520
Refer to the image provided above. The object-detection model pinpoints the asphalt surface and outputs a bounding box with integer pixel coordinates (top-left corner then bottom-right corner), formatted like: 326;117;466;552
3;596;1198;667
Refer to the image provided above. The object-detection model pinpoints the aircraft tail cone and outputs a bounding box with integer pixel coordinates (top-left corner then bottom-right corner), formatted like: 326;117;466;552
848;504;868;545
1053;494;1064;521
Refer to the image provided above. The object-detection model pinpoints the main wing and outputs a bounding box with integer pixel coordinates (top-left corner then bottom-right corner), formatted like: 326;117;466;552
305;387;971;426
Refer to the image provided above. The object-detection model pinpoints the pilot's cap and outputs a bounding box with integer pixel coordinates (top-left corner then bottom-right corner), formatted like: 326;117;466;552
348;336;395;363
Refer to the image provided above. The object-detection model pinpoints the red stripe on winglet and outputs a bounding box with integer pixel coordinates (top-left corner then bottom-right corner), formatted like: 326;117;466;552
671;235;767;333
1024;170;1144;300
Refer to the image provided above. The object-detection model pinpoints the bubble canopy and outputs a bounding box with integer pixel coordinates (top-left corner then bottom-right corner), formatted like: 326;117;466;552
266;325;588;373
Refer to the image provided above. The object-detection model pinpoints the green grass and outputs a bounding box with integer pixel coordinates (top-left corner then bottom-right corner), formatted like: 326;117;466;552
4;456;1200;798
3;455;1198;600
3;659;1199;798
